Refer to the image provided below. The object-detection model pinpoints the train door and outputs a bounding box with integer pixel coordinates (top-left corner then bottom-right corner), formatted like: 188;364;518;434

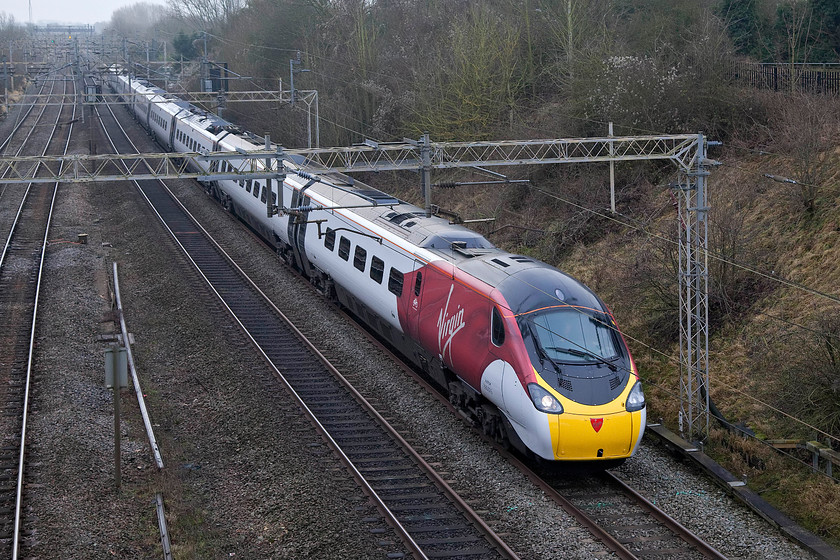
401;259;427;340
286;188;312;276
204;139;220;187
168;109;184;150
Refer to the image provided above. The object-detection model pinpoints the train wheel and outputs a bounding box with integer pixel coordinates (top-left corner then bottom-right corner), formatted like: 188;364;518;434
478;404;508;448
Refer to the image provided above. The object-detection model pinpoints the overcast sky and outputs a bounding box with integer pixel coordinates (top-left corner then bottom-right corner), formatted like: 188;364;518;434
2;0;166;26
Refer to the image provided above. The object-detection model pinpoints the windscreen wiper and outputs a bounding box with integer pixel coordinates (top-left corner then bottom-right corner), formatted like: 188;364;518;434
525;323;563;375
545;346;618;371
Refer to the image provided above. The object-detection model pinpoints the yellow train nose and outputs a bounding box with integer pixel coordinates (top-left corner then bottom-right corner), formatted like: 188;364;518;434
552;410;638;460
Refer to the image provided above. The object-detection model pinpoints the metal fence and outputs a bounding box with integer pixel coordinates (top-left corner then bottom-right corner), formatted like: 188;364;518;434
732;61;840;95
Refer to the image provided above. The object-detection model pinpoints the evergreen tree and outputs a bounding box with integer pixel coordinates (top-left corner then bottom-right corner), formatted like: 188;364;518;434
718;0;762;58
811;0;840;61
173;31;199;60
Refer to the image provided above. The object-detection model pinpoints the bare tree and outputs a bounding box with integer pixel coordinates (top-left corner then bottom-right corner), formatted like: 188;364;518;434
535;0;614;85
0;12;27;42
775;0;814;90
108;3;168;40
168;0;245;30
769;93;840;214
413;4;522;140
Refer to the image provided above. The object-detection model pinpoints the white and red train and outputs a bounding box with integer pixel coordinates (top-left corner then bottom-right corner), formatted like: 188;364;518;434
107;71;646;464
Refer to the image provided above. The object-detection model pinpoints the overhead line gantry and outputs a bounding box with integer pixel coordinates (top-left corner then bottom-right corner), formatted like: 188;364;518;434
0;132;717;442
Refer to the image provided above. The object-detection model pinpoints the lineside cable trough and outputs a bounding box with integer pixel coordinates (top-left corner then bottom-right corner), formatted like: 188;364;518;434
99;262;172;560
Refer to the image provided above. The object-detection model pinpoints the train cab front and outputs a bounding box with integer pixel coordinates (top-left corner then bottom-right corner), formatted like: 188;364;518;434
496;266;646;463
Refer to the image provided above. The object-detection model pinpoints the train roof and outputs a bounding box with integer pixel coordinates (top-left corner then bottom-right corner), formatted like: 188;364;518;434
310;177;495;254
296;170;600;312
119;73;239;135
115;73;597;310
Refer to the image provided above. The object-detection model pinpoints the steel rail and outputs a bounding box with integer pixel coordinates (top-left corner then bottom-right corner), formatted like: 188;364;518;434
325;305;727;560
0;78;58;270
603;471;727;559
0;79;51;154
93;101;429;560
99;99;519;560
11;68;76;560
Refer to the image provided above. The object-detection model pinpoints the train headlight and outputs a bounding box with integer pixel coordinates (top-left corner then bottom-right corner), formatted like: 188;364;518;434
528;383;564;414
625;382;645;412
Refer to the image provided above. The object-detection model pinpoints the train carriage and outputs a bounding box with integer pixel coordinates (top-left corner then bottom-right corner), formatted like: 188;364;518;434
106;70;646;464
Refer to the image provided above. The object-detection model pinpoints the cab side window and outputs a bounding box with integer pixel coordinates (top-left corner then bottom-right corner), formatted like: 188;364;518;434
491;306;505;346
413;271;423;296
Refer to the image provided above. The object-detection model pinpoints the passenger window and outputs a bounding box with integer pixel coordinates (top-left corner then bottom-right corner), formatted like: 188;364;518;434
253;182;260;197
388;268;404;296
491;307;505;347
338;237;351;261
370;257;384;284
413;271;423;296
245;180;252;193
354;246;367;272
324;228;336;251
260;185;266;203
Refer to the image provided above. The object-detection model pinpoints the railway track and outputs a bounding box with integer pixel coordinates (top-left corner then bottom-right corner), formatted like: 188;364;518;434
0;66;76;560
0;79;52;155
323;307;729;559
531;467;726;559
0;79;53;242
332;315;729;559
96;94;520;559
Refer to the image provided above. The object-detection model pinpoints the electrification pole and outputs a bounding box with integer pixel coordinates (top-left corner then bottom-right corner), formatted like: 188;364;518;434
675;134;716;442
289;50;308;106
420;133;432;217
2;55;7;115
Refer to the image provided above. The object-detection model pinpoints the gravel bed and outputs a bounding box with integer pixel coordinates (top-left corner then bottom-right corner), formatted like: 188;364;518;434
22;99;822;559
27;110;391;558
